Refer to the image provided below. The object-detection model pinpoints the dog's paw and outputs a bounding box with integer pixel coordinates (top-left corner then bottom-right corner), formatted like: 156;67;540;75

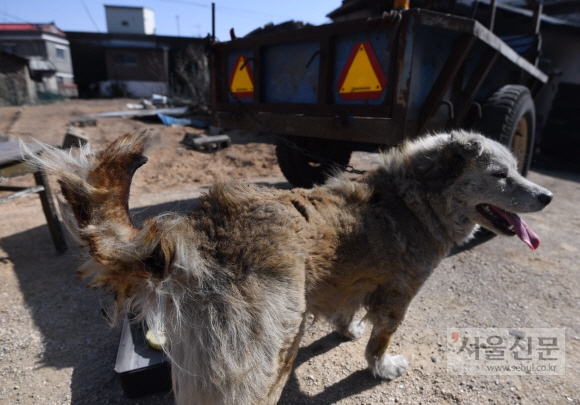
336;320;366;340
346;320;366;340
369;354;408;380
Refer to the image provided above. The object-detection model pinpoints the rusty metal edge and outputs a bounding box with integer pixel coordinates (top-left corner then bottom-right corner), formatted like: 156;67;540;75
417;33;477;135
412;9;547;83
213;102;391;118
211;15;399;51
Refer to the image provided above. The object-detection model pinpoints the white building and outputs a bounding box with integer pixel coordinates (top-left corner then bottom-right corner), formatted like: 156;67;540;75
105;5;156;35
0;23;77;97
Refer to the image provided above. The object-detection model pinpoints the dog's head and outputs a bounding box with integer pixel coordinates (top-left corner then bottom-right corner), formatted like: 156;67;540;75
408;130;552;250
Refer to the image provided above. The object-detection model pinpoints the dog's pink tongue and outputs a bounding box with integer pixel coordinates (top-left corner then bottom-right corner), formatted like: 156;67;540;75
489;206;540;250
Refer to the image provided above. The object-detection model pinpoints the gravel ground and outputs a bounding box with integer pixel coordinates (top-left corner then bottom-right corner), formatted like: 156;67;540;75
1;100;579;404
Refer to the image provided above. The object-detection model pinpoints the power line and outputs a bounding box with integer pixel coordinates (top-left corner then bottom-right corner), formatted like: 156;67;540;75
152;0;287;20
219;5;287;20
215;8;286;21
0;10;29;23
154;0;210;8
79;0;100;32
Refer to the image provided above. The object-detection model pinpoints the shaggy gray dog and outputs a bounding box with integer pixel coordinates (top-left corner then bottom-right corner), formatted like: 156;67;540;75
25;130;552;405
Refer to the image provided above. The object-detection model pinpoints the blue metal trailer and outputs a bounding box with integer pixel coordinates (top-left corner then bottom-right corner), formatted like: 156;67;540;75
210;8;548;187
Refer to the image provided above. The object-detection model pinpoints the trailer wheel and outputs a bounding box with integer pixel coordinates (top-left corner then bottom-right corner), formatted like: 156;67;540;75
276;136;352;188
477;85;535;176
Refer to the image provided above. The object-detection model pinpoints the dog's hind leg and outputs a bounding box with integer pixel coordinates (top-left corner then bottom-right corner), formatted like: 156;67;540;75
263;317;306;404
333;311;366;341
364;288;411;380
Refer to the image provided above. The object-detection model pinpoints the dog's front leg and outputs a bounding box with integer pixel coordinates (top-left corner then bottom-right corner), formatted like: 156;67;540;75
364;289;410;380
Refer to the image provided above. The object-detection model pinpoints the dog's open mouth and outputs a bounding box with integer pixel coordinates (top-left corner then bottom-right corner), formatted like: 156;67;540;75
476;204;540;250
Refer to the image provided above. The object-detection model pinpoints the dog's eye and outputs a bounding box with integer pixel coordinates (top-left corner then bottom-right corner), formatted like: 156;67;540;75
491;172;507;179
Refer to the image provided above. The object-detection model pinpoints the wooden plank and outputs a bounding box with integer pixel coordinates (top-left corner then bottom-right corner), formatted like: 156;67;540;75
70;115;97;127
0;185;44;204
62;126;89;149
34;169;67;253
72;106;188;121
0;142;41;167
0;161;35;180
0;186;29;192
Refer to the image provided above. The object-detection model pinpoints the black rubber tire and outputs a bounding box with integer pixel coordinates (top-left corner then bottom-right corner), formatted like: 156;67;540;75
276;136;353;188
477;85;536;176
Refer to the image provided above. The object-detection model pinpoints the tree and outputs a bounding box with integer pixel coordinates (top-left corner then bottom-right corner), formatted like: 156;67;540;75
174;44;209;106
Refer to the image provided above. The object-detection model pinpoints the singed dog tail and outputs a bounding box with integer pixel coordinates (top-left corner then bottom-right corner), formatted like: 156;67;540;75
23;132;177;320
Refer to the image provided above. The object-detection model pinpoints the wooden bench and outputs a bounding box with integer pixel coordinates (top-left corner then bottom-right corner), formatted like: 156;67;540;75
0;142;67;253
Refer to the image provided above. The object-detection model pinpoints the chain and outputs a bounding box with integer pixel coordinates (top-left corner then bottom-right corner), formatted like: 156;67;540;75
274;135;367;174
207;46;367;175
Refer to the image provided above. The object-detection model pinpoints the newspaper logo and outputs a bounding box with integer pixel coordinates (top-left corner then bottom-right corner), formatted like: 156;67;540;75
447;328;565;375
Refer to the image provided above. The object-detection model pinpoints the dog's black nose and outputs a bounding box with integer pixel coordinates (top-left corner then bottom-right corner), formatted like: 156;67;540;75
538;192;553;205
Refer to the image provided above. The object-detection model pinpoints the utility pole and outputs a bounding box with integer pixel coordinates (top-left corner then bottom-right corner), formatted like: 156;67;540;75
211;2;215;41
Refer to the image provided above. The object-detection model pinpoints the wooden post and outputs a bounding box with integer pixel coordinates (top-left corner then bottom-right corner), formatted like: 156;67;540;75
33;169;67;253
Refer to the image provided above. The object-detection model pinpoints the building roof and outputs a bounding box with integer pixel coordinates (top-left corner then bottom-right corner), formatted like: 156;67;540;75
0;23;66;37
0;23;40;31
103;39;160;49
39;24;66;36
104;4;152;11
64;30;204;48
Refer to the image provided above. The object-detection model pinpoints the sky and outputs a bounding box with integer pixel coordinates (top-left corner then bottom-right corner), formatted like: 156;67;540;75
0;0;342;41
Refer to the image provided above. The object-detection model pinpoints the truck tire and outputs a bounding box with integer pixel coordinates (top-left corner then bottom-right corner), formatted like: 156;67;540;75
477;85;536;176
276;136;352;188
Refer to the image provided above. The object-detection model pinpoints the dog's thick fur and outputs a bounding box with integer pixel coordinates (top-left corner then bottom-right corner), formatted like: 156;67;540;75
25;130;552;405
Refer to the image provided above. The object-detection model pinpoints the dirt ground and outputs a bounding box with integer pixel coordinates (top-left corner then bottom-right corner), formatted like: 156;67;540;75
0;99;579;405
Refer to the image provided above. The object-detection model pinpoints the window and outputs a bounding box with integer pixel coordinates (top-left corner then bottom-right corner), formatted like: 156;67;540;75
125;54;137;65
113;53;138;66
121;20;129;26
56;47;66;61
1;44;16;54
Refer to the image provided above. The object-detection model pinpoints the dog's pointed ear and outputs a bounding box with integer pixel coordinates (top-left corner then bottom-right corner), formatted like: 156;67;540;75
447;132;483;160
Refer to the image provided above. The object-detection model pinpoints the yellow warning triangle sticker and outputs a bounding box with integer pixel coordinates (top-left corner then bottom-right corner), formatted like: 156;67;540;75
337;42;387;100
229;55;254;98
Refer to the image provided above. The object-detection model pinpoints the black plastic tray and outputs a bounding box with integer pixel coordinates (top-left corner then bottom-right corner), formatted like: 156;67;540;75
114;316;172;398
